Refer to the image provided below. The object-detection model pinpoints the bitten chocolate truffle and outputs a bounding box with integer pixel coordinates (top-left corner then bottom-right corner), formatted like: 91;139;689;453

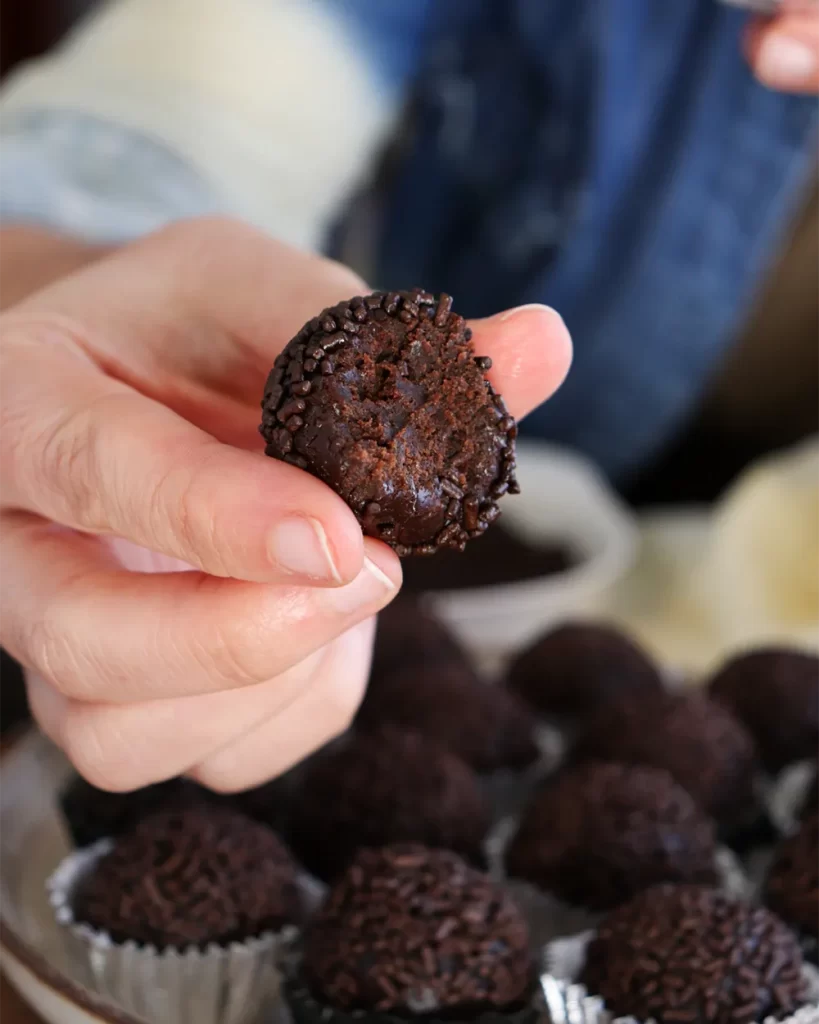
371;598;470;682
572;691;757;825
260;290;518;556
358;663;540;773
288;727;491;881
71;805;304;949
581;885;806;1024
506;622;662;719
505;761;718;910
765;812;819;940
301;845;533;1015
709;647;819;773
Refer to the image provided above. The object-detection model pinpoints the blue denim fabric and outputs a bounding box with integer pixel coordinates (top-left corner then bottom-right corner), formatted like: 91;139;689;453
357;0;818;480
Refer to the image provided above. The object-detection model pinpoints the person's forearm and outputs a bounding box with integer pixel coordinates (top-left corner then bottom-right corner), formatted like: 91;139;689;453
0;225;110;310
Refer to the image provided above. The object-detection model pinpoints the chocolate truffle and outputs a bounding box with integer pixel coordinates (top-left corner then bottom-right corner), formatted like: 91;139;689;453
505;761;718;910
260;289;518;556
288;727;491;881
506;621;662;719
765;812;819;941
709;647;819;773
572;690;757;825
300;845;533;1015
371;597;470;682
582;885;806;1024
358;663;540;773
71;804;304;949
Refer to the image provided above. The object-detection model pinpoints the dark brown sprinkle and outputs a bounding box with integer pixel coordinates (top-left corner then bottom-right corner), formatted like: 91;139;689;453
291;380;312;396
398;309;415;324
277;398;307;423
464;327;473;341
286;416;304;433
70;805;304;950
303;358;317;373
482;503;501;524
306;344;324;361
288;359;304;382
302;844;532;1013
321;316;337;333
352;305;369;323
320;358;335;375
474;355;492;371
491;481;509;498
364;502;381;517
366;294;383;309
323;332;348;352
285;454;308;469
434;293;454;328
440;478;465;500
463;496;481;532
581;885;806;1024
384;292;401;314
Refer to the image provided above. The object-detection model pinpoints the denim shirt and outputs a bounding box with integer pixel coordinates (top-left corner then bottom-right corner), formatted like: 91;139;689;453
1;0;816;483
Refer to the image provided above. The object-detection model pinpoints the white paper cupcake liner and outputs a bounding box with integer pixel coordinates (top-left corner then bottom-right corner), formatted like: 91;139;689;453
765;760;817;838
540;930;819;1024
48;840;302;1024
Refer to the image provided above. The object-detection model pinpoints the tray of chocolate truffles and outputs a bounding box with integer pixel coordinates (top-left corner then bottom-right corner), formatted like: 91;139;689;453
1;609;817;1024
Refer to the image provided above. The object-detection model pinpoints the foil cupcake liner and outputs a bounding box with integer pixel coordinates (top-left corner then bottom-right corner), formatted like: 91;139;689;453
540;930;819;1024
283;972;542;1024
48;840;302;1024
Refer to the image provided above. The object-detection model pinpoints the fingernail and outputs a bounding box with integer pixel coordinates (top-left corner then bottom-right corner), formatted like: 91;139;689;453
757;34;815;86
329;556;397;614
268;516;342;582
497;303;563;323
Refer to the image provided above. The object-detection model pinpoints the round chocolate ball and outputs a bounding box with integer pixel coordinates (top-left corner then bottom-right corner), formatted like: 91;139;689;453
709;647;819;773
260;290;518;556
71;804;304;949
582;885;806;1024
505;761;718;910
371;597;470;681
506;621;662;719
765;812;819;940
572;690;758;825
358;662;540;773
302;844;533;1014
288;727;491;881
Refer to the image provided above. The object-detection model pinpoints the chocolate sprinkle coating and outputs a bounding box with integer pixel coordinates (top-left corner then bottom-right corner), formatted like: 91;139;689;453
371;598;471;682
709;647;819;773
288;727;491;881
303;845;533;1013
71;804;304;949
260;290;518;555
765;812;819;940
505;761;718;910
572;690;758;825
582;885;806;1024
358;663;540;773
506;621;662;720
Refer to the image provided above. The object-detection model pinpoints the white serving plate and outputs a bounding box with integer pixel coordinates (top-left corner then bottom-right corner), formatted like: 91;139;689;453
428;441;638;667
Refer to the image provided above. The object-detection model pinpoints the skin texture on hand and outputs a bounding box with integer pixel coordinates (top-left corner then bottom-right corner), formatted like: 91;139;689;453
746;4;819;93
0;217;573;793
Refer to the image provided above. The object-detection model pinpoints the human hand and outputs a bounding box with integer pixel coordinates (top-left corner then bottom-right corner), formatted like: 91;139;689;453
746;2;819;93
0;218;572;793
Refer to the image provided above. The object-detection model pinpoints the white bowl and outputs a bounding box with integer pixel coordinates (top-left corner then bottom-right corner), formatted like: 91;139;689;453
427;441;638;665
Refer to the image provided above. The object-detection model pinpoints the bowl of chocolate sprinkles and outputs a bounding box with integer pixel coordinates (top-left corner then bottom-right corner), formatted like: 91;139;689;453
47;803;307;1024
287;844;540;1024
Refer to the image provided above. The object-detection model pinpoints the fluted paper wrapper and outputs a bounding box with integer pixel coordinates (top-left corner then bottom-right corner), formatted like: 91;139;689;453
48;840;299;1024
540;931;819;1024
766;760;817;838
